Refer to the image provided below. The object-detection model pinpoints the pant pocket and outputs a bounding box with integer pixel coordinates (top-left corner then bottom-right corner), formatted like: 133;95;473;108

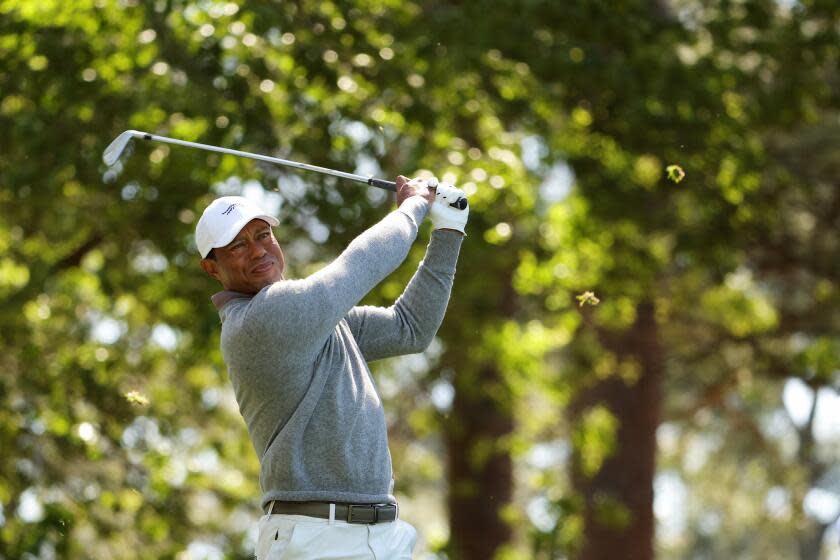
393;520;418;558
264;526;297;560
371;520;417;559
256;517;298;560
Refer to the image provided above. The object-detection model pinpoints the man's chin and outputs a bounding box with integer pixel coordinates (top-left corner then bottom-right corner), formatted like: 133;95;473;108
248;272;283;291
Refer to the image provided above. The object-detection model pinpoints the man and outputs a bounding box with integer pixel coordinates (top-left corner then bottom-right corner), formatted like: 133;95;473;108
196;175;467;559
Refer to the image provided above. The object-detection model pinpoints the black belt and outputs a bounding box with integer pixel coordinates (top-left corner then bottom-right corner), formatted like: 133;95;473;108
266;501;398;524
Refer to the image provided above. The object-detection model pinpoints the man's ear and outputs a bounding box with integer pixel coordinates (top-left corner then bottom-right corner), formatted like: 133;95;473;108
200;257;221;281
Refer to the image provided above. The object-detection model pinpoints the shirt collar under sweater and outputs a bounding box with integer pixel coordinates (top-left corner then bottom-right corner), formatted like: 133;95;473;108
211;290;253;313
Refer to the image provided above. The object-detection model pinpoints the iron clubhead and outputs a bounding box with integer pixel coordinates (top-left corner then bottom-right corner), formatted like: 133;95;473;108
103;130;142;166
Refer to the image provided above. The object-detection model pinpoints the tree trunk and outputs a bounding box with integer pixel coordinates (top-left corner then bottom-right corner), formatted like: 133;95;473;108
442;250;518;559
570;300;663;560
445;363;514;559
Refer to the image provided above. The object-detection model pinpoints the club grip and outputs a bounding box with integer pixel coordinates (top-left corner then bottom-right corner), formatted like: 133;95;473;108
368;177;397;192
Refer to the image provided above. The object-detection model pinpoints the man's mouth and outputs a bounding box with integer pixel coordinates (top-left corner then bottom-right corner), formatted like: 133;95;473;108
251;260;274;274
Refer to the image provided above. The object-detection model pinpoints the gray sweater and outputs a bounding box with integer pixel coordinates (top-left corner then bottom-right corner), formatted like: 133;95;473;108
212;196;463;508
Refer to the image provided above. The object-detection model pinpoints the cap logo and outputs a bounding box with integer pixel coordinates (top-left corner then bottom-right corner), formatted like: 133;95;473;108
221;203;242;216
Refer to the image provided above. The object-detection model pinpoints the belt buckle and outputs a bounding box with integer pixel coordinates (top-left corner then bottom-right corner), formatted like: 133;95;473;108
347;504;377;524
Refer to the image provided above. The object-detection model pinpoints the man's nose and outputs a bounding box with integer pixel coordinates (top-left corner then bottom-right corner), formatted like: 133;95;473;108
248;239;267;258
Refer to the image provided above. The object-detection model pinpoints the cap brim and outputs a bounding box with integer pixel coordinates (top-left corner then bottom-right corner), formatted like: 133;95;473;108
202;214;280;258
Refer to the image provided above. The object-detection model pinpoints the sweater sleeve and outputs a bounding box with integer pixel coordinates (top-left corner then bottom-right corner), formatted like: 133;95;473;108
344;229;463;361
242;196;430;356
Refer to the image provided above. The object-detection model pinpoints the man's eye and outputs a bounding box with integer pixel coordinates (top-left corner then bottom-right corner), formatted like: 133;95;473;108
259;232;271;239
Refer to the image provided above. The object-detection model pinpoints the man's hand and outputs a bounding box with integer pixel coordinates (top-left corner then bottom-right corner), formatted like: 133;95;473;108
430;182;469;234
396;175;436;207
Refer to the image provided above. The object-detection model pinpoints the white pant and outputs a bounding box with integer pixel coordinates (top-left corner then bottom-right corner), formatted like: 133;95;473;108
256;513;417;559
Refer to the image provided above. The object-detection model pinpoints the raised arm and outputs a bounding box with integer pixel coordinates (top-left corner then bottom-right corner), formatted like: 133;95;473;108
241;178;435;356
345;229;464;361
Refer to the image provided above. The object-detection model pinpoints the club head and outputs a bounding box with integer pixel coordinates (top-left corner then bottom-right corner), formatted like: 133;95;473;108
103;130;142;166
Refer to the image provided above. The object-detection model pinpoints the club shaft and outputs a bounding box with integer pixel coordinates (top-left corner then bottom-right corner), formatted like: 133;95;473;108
136;132;396;192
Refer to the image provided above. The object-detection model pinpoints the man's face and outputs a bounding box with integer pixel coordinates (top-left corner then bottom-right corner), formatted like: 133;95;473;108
200;219;285;294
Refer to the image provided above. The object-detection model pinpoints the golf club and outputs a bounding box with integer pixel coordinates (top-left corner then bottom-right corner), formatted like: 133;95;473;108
103;130;468;209
103;129;398;191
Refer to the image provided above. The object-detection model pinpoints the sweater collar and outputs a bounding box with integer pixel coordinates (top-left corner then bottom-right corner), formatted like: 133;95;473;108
211;290;253;310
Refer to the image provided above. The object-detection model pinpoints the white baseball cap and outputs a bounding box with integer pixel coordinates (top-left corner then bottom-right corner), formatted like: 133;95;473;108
195;196;279;258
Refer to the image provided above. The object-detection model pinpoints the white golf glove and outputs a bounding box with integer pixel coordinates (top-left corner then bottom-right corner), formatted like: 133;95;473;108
429;179;469;234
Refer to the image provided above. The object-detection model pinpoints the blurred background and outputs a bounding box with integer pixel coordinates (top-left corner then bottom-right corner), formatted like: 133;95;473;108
1;0;839;558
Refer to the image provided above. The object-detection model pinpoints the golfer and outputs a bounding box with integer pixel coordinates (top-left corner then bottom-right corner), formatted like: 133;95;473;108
196;175;467;559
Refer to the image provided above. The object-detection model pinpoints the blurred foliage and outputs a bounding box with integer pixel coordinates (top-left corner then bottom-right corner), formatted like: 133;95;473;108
1;0;839;559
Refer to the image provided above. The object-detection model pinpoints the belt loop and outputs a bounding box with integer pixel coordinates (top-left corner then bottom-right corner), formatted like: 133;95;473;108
329;503;336;525
268;500;275;515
